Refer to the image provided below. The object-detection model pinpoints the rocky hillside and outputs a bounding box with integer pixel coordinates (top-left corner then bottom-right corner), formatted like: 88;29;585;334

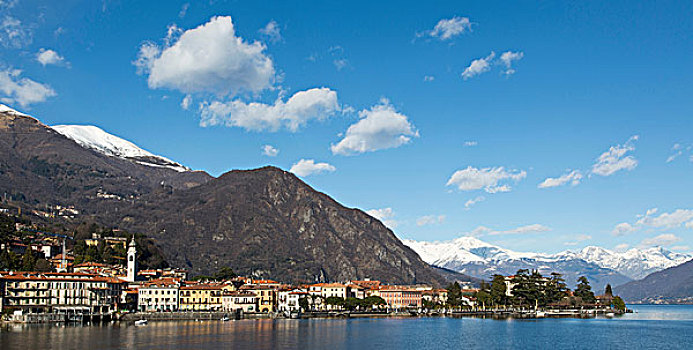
0;105;468;285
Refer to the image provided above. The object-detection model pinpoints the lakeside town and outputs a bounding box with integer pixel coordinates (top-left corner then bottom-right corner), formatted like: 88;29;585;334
0;212;626;324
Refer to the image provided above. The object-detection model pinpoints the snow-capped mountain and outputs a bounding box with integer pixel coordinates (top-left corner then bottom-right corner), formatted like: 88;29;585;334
403;236;691;289
556;246;691;280
51;125;189;172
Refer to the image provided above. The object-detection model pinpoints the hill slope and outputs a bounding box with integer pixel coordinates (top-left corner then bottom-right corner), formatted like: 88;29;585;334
615;259;693;304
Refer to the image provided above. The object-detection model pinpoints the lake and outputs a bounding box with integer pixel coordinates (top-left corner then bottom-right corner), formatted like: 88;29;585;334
2;305;692;349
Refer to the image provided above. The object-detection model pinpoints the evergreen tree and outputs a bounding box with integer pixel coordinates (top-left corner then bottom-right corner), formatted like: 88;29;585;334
547;272;568;303
21;248;36;271
446;282;462;307
475;281;492;308
612;296;626;312
490;275;507;306
605;284;613;296
575;276;596;304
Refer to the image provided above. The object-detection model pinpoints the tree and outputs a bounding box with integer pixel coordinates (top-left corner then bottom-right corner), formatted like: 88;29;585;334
490;275;507;306
21;248;36;271
612;296;626;312
604;284;613;297
446;282;462;307
298;297;309;312
546;272;568;304
325;296;345;309
213;266;236;281
575;276;596;304
475;282;492;308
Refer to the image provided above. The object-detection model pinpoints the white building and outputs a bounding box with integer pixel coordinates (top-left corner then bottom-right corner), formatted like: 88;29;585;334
126;237;137;283
278;289;309;312
222;291;257;312
138;278;179;312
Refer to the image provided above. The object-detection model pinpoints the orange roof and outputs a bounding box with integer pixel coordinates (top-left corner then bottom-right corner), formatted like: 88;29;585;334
74;262;109;268
251;279;279;284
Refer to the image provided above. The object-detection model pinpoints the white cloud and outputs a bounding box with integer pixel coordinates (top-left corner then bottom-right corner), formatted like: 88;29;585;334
0;16;31;48
464;224;550;237
538;170;583;188
612;222;636;236
331;99;418;155
0;69;56;107
461;52;495;80
463;140;477;147
423;75;435;82
613;208;693;236
180;94;192;110
446;166;526;193
366;207;397;229
289;159;335;177
429;16;472;40
333;58;348;71
640;234;681;247
261;144;279;157
36;48;65;66
134;16;274;97
636;209;693;229
591;135;639;176
259;20;281;43
416;215;445;226
464;196;485;210
499;51;523;75
178;3;189;18
671;245;691;252
199;87;339;132
666;143;683;163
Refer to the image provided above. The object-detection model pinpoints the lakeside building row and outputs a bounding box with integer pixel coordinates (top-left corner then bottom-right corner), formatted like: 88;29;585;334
0;237;468;318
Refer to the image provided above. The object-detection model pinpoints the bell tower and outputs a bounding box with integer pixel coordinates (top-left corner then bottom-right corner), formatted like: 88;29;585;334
127;236;137;282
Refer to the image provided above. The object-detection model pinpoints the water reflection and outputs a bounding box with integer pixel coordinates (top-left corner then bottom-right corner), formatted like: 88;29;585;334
1;306;692;349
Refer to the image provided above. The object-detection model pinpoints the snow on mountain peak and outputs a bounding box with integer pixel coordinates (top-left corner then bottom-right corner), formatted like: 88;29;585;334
404;236;691;281
51;124;190;172
0;104;28;116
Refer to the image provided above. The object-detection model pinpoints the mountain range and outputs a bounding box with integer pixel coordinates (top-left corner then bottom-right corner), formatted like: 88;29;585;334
0;104;471;285
403;236;690;290
615;259;693;304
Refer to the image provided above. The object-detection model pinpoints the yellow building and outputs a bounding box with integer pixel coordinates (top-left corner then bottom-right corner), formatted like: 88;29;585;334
241;285;276;312
179;284;223;311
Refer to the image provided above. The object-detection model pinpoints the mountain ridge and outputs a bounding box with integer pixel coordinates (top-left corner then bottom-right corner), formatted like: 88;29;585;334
403;236;690;288
0;105;472;286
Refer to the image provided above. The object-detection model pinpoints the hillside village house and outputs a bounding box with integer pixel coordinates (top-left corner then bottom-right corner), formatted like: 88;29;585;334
222;291;257;312
179;284;223;311
138;277;180;312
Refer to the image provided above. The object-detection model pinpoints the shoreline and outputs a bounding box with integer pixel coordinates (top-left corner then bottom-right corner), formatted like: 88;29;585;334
2;308;627;325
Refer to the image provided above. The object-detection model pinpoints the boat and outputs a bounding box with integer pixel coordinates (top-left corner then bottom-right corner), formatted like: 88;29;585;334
134;319;148;326
605;312;615;318
221;317;230;321
535;311;546;318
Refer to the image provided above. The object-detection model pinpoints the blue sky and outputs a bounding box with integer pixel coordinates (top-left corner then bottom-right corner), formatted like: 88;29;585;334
2;0;693;254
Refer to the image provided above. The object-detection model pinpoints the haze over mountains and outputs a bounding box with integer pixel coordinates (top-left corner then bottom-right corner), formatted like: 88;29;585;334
0;104;466;285
403;236;690;289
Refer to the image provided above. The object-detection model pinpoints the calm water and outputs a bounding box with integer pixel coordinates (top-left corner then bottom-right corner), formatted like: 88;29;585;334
2;305;692;349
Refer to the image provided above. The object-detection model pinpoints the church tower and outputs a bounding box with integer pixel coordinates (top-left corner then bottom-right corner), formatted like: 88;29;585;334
127;236;137;282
